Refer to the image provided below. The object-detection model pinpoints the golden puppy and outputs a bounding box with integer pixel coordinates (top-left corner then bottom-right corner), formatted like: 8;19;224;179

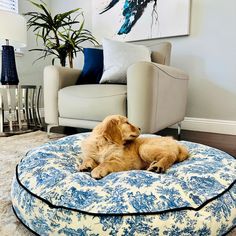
79;115;189;179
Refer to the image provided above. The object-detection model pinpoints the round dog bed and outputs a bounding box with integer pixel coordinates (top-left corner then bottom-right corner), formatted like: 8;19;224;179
11;133;236;235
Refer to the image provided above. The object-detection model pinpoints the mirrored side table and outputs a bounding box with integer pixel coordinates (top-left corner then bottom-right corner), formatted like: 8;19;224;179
0;85;43;136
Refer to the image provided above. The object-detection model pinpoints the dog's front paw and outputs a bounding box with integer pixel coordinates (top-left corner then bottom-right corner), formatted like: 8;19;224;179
79;160;97;172
91;166;110;179
147;161;166;173
79;164;93;172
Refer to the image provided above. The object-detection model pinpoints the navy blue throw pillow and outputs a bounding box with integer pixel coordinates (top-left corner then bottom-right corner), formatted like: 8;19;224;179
76;48;104;84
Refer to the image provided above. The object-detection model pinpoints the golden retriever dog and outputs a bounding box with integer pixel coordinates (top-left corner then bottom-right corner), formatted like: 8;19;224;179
79;115;189;179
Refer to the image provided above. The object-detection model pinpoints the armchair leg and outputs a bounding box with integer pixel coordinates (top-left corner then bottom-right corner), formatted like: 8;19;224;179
47;124;58;138
177;122;181;140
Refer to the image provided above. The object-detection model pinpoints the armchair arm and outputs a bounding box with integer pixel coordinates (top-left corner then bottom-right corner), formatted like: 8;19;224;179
43;65;81;125
127;62;189;133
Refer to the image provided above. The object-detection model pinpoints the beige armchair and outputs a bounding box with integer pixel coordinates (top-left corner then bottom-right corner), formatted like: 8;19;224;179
43;42;189;136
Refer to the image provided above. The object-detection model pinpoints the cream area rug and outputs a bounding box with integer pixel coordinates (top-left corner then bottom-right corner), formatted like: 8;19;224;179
0;131;235;236
0;131;64;236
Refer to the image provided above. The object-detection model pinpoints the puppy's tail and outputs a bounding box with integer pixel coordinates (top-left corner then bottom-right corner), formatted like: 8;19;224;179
177;144;189;162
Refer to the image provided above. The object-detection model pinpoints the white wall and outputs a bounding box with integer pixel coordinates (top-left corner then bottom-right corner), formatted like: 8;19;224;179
168;0;236;121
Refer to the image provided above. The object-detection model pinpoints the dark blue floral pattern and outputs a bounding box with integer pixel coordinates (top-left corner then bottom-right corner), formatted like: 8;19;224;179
11;133;236;235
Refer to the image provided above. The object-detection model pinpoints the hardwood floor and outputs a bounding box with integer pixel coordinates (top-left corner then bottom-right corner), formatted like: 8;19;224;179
157;128;236;158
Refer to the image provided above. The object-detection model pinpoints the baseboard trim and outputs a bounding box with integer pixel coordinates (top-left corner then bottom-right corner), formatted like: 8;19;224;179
15;108;236;136
171;117;236;135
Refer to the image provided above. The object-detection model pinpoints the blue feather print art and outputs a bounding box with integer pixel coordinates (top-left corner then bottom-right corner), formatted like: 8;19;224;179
100;0;158;35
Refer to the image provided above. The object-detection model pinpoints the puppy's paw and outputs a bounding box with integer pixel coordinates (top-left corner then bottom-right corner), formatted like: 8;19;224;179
91;167;110;179
147;161;166;173
79;165;92;172
79;161;96;172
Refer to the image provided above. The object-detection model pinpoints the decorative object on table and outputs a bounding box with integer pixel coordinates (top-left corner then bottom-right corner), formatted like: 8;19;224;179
0;85;42;136
0;10;27;85
24;0;98;68
92;0;191;42
11;133;236;235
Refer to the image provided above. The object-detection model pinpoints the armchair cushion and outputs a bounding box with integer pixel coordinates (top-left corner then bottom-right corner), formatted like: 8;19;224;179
76;48;104;85
58;84;127;121
100;38;151;84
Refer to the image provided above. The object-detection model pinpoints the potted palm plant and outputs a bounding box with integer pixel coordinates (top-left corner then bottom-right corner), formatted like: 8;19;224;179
24;0;98;68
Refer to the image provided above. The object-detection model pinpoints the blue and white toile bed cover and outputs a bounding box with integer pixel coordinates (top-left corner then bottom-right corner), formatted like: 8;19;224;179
11;133;236;235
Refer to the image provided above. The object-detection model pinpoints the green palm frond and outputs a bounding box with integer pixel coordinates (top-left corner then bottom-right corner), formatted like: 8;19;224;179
24;0;98;67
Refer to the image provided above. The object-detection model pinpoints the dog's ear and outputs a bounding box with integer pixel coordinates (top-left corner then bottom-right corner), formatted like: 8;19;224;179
102;119;123;145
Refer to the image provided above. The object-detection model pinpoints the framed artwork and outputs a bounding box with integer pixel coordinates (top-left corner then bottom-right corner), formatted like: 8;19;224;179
92;0;191;42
